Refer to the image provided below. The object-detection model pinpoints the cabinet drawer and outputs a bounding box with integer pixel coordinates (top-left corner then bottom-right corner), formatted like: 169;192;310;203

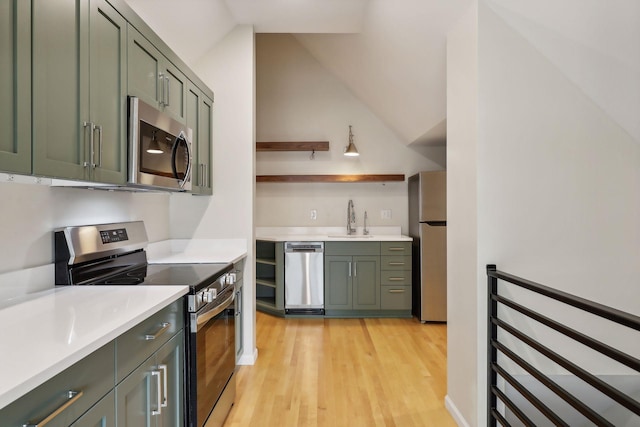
381;255;411;270
380;242;411;256
0;341;115;427
381;270;411;285
380;286;412;310
116;300;184;383
325;241;379;256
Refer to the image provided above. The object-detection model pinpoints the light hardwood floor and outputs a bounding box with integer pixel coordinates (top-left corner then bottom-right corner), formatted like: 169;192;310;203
223;312;456;427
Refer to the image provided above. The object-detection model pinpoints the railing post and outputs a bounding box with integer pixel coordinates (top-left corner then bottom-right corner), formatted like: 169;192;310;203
487;264;498;427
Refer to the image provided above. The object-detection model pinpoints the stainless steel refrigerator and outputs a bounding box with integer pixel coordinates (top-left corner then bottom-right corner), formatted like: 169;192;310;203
408;171;447;322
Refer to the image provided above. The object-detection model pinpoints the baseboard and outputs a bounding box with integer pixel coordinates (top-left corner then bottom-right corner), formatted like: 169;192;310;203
445;395;471;427
237;347;258;365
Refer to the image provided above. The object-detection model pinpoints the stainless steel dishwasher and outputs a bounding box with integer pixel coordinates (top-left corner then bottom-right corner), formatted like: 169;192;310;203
284;241;324;314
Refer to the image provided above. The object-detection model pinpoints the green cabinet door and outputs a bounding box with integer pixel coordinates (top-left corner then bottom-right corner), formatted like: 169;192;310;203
186;82;213;195
115;356;156;427
32;0;90;180
162;61;187;123
127;26;162;110
127;26;186;123
198;95;213;195
186;83;201;193
32;0;126;183
88;0;127;184
115;331;185;427
0;0;31;173
155;331;185;427
352;256;380;310
70;390;115;427
324;256;352;310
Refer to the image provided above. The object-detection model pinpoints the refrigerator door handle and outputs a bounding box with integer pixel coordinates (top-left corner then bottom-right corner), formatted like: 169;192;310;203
423;221;446;226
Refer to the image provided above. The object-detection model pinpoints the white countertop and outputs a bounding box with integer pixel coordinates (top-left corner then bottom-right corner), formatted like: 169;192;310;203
146;238;248;264
0;285;188;410
255;226;412;242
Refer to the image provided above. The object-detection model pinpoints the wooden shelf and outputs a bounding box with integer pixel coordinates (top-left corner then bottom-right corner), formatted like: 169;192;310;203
256;278;277;288
256;258;277;265
256;141;330;152
256;174;405;183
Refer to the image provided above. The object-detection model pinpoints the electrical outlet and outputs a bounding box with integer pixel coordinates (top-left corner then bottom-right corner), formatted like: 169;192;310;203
310;209;317;220
381;209;392;220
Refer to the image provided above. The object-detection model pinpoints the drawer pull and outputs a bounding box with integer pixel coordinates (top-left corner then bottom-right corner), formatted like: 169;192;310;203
388;289;405;294
388;277;405;281
145;322;170;340
387;247;405;251
23;390;83;427
388;262;405;266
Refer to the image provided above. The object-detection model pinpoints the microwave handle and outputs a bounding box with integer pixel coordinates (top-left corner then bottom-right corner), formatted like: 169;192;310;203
171;133;192;189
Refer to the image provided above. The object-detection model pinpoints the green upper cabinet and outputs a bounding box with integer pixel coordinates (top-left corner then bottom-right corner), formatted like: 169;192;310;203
186;82;213;195
88;0;128;184
32;0;127;184
128;26;187;123
0;0;31;174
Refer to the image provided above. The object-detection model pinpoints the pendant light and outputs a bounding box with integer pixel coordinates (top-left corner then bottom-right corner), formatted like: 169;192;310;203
344;125;359;157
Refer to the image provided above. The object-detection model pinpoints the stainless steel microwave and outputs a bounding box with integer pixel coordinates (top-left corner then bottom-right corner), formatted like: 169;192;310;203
128;97;192;191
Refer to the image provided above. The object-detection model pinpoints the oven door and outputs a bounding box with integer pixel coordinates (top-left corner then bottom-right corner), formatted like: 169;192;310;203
189;288;236;427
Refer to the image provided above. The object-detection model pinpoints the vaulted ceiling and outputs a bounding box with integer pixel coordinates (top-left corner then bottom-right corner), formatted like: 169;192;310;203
124;0;473;148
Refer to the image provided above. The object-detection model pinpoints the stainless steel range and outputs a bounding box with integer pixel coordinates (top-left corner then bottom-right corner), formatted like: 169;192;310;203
54;221;237;427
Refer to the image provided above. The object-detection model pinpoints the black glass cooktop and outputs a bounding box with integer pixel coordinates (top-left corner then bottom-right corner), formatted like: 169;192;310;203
89;262;232;292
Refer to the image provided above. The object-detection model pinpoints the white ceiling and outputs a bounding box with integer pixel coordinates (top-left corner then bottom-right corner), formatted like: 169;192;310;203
124;0;473;147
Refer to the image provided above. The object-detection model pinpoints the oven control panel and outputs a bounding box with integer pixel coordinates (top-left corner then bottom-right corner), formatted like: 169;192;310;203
100;228;129;244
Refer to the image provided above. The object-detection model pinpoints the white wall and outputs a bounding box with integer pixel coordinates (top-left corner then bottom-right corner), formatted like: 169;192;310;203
255;34;445;234
169;25;257;364
446;1;640;425
0;176;170;292
445;3;478;426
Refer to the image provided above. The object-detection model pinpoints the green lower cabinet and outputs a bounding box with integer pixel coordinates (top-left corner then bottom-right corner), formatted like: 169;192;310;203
380;242;412;314
115;331;184;427
70;390;115;427
324;255;380;312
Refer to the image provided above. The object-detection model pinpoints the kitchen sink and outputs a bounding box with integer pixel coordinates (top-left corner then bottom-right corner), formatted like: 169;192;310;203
326;235;374;238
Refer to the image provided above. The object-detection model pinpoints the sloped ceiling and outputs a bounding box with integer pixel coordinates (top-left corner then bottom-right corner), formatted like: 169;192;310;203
124;0;473;147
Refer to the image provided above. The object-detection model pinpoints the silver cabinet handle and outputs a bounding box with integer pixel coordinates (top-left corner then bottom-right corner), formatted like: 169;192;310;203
387;247;405;251
388;289;405;294
236;291;242;316
204;163;208;187
348;261;352;277
158;364;168;408
353;261;357;277
151;370;162;415
200;163;204;187
388;277;405;281
165;76;170;106
23;390;84;427
83;121;94;167
388;262;405;266
93;125;103;168
145;322;170;340
159;72;165;106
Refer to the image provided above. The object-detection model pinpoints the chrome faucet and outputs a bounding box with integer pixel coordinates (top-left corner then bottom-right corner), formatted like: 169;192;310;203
363;211;369;235
347;199;356;235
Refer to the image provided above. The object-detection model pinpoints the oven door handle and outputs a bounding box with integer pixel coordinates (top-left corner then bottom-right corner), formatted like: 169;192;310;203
195;291;235;329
